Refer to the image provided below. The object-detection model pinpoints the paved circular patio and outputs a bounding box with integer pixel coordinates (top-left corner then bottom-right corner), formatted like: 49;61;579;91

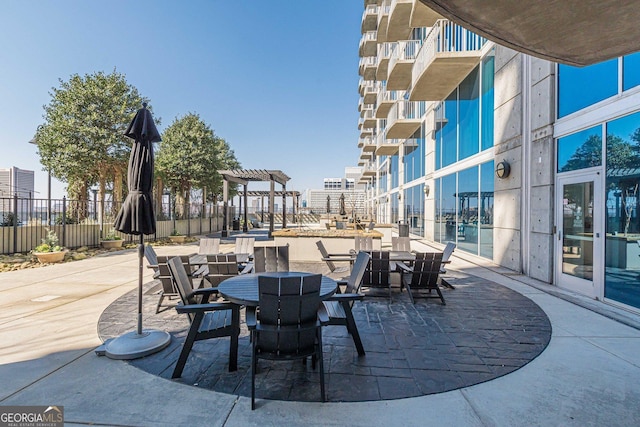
98;263;551;403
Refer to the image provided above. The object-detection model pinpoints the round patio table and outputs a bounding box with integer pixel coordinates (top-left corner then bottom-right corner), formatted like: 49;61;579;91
218;272;337;306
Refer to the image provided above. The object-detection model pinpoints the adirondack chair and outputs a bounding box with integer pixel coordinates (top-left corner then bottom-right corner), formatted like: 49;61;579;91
361;250;392;300
322;251;370;355
354;236;374;252
392;236;411;252
205;253;240;287
316;240;352;274
246;273;327;409
252;245;290;273
198;237;220;255
439;242;457;289
166;257;240;378
398;252;446;305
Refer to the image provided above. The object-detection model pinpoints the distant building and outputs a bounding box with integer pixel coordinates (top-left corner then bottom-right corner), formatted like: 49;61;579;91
304;167;369;218
0;166;35;223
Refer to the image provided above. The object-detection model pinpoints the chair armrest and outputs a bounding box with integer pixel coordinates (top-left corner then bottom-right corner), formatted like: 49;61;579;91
246;306;257;329
240;262;254;274
317;304;329;325
327;293;364;302
326;252;356;257
146;264;158;270
192;265;208;277
189;287;219;302
322;256;355;263
175;302;236;314
395;262;412;273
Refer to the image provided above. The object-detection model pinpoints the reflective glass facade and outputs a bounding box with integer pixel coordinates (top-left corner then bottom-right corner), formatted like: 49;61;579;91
403;184;424;236
557;125;602;172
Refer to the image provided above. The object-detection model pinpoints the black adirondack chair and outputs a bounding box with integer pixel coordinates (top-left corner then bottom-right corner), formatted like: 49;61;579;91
361;250;392;300
399;252;446;305
166;257;240;378
253;245;290;273
246;273;327;409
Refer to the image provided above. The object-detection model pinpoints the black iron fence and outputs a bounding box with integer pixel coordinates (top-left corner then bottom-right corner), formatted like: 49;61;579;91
0;194;235;255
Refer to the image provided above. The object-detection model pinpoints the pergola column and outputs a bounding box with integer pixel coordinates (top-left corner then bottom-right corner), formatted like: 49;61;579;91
243;184;248;232
282;183;287;229
269;178;275;237
222;179;229;237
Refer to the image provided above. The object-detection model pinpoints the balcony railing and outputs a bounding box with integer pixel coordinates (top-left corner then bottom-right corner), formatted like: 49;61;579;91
385;100;425;139
410;19;487;100
361;4;379;33
387;40;421;90
359;30;378;57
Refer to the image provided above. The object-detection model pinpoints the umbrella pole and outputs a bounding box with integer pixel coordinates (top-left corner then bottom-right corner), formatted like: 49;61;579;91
137;234;144;335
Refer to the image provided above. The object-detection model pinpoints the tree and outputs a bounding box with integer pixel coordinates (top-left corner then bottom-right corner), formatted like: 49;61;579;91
156;113;240;217
35;70;149;215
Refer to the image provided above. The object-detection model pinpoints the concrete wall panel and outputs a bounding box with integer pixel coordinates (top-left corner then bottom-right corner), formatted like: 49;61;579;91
493;188;521;230
494;95;522;146
530;185;553;234
493;227;521;271
529;232;554;283
531;75;556;130
494;53;521;109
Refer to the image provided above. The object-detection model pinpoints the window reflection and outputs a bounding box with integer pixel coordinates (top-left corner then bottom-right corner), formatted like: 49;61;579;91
558;59;617;118
557;125;602;172
623;52;640;91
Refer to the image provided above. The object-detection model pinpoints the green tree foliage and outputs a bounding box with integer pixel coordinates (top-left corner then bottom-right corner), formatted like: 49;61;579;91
35;70;149;206
156;113;240;213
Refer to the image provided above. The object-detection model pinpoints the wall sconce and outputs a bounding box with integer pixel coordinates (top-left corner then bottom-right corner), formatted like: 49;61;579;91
424;184;430;197
496;160;511;179
386;196;390;203
397;193;402;200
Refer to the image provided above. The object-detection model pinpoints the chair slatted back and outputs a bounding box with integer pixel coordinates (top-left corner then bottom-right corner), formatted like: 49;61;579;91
442;242;456;263
144;244;158;269
355;236;373;252
253;245;290;273
345;251;371;294
362;251;390;288
408;252;444;288
235;237;255;256
155;256;179;295
167;257;198;322
315;240;337;272
257;274;322;356
392;237;411;252
199;238;220;255
206;254;239;286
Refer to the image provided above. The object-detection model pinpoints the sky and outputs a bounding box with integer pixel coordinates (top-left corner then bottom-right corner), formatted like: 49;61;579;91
0;0;363;199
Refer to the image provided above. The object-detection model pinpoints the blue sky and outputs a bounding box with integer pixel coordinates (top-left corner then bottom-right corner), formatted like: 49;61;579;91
0;0;363;199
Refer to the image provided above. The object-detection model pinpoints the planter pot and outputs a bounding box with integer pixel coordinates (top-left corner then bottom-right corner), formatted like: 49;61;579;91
101;240;124;249
169;235;186;244
33;251;66;264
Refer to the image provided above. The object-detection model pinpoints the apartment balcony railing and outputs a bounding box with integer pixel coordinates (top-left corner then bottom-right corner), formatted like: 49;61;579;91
362;107;377;129
385;100;424;140
362;161;378;177
387;0;412;42
377;0;391;42
376;88;401;118
387;39;421;90
410;0;442;28
410;19;487;101
359;136;377;152
361;4;379;33
360;103;374;118
376;41;395;80
363;80;381;104
359;56;378;80
359;30;378;57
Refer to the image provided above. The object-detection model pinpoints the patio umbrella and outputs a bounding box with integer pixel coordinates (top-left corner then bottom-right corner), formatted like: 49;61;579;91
105;103;170;360
339;193;346;216
326;195;331;214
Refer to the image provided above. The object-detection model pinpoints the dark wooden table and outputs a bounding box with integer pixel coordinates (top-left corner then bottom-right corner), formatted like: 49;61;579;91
218;272;338;306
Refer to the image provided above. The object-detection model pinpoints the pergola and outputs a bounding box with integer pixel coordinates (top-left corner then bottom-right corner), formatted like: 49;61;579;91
218;169;291;237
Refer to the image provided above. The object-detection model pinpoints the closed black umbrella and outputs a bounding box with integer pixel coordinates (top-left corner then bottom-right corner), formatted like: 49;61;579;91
326;195;331;214
104;103;170;360
339;193;346;216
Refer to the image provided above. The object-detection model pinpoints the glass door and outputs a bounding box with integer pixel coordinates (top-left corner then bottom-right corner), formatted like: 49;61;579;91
555;174;603;298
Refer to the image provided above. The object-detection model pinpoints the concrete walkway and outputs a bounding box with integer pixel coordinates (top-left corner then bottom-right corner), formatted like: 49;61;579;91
1;242;639;426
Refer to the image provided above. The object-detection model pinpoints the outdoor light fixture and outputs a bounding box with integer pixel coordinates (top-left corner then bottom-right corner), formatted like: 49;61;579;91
397;193;402;200
424;184;430;196
496;160;511;179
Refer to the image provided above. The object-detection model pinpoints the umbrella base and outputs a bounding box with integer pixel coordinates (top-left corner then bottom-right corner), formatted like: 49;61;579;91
101;329;171;360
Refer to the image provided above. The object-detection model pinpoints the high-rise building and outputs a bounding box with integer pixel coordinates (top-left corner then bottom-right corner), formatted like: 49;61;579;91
0;166;35;224
356;0;640;312
305;167;369;218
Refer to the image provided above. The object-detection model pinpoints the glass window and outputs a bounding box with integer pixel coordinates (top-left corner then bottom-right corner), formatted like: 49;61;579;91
457;166;479;254
604;111;640;309
403;134;425;183
434;178;442;241
481;56;495;151
390;156;399;188
439;174;457;243
623;52;640;91
558;59;618;118
459;68;480;160
441;91;458;168
557;125;602;172
479;161;494;259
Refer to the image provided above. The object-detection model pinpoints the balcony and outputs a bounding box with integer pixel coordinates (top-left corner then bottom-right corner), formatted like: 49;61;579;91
376;42;395;81
377;1;391;42
362;108;377;129
362;161;378;176
410;0;441;28
359;56;377;81
359;136;377;152
360;103;374;118
384;100;423;140
375;132;401;156
363;81;381;104
387;40;421;90
361;4;378;33
410;19;487;101
375;89;400;118
387;0;412;42
359;31;378;57
360;126;374;139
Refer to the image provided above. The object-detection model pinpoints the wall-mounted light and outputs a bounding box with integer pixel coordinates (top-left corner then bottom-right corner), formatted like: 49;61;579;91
496;160;511;179
424;184;430;197
397;193;402;200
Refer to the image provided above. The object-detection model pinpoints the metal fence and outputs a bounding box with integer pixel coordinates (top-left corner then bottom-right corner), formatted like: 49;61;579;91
0;194;235;255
